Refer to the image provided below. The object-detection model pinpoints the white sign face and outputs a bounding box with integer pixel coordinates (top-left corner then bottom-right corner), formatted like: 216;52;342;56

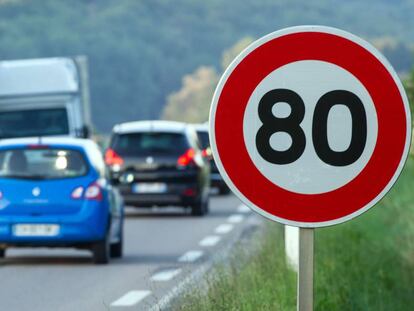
243;60;378;194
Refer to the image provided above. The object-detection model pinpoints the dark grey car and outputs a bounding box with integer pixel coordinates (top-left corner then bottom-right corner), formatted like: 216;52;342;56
194;124;230;195
105;121;210;216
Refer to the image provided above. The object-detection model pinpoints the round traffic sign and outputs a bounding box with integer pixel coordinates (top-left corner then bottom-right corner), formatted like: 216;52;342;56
209;26;411;228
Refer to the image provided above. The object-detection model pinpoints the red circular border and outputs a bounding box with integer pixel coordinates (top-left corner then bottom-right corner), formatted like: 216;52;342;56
214;31;408;223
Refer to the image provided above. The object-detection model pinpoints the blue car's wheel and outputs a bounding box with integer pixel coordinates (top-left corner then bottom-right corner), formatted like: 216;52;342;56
92;232;110;264
0;248;5;258
110;225;123;258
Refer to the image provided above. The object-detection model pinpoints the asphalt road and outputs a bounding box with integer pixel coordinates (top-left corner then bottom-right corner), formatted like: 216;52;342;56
0;193;261;310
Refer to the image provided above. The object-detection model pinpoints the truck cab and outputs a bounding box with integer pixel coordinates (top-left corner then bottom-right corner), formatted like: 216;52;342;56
0;57;91;139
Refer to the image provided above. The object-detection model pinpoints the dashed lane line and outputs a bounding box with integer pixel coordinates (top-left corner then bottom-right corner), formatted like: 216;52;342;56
151;269;182;282
237;204;251;213
215;223;234;234
227;214;245;223
110;290;151;307
178;250;204;263
199;235;221;247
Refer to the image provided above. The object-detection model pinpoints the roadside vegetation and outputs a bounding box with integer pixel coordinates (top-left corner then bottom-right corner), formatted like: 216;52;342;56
162;37;253;123
175;223;297;311
174;155;414;310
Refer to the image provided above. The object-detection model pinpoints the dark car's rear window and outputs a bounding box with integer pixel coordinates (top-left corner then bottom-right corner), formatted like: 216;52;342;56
112;132;189;156
0;148;88;180
196;130;209;150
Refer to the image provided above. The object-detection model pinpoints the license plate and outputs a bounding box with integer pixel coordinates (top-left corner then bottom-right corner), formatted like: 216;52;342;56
13;224;60;237
132;183;167;194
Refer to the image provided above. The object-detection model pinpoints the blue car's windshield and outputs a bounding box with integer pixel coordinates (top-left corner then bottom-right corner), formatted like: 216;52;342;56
0;148;88;180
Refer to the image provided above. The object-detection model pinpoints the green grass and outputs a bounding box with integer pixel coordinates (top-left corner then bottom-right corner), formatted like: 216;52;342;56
315;155;414;310
174;156;414;311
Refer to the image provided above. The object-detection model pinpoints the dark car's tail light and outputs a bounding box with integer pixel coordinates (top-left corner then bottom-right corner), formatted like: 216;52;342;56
201;148;212;160
183;188;196;197
71;186;84;199
85;182;103;201
177;148;196;167
105;148;124;166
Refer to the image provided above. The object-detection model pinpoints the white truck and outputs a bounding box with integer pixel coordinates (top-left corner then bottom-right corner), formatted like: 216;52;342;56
0;56;91;139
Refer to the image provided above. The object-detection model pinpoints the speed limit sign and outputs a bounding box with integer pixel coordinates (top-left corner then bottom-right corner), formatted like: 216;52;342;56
209;26;411;228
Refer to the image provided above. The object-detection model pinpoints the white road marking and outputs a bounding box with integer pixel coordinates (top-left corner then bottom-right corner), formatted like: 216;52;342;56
178;250;203;263
151;269;182;282
215;223;234;234
199;235;221;247
111;290;151;307
237;204;251;213
227;214;245;223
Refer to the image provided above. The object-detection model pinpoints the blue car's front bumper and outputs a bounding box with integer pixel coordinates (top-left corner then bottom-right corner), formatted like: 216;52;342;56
0;202;109;246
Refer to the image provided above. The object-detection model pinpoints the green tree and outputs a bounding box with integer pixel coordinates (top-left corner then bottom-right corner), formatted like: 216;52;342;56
162;66;219;123
162;37;254;122
221;37;254;70
404;71;414;122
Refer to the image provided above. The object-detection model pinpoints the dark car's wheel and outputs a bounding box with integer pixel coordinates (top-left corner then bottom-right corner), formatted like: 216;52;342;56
191;196;209;216
92;233;110;264
191;201;203;216
110;226;123;258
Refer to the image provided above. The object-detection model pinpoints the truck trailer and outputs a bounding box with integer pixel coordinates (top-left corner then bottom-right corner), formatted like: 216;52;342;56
0;56;91;139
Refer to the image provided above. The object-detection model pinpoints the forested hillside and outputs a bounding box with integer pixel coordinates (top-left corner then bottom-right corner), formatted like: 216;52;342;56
0;0;413;132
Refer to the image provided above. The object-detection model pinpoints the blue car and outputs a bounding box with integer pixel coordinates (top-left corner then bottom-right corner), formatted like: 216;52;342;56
0;137;124;264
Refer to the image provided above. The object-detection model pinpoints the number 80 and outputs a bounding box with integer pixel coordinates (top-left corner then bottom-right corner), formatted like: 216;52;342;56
255;89;367;166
